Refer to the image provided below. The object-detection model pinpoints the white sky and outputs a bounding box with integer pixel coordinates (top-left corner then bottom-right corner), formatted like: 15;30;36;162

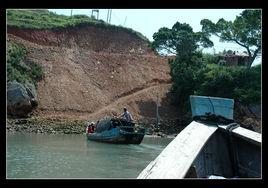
48;9;261;66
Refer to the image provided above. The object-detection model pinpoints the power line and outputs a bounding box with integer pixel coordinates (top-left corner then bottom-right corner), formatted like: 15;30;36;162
112;11;122;25
123;16;127;26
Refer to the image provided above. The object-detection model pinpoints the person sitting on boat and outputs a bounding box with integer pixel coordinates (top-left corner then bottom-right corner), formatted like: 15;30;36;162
120;107;134;125
87;121;95;133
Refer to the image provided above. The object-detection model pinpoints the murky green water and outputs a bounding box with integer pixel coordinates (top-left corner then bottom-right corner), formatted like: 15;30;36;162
6;133;172;179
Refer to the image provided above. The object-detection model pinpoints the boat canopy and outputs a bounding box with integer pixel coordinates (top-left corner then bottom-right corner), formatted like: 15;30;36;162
95;118;112;133
95;117;131;133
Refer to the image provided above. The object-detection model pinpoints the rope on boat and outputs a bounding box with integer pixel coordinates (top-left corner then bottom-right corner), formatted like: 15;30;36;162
193;113;237;126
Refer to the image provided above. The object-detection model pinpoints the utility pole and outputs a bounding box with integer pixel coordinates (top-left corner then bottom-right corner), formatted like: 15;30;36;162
109;9;112;23
92;9;99;20
107;9;110;23
70;9;73;17
107;9;112;24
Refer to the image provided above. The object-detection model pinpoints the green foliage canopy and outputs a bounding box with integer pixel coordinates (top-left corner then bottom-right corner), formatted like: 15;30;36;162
197;64;261;105
151;22;212;109
152;20;261;113
201;9;261;68
151;22;213;56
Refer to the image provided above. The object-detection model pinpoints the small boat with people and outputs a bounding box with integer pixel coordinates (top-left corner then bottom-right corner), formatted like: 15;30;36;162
86;117;146;144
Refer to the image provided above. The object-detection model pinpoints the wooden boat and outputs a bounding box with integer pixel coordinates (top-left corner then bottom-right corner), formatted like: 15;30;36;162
138;95;261;179
87;117;145;144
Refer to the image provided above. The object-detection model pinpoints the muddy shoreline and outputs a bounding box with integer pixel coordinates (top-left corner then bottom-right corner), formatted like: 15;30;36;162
6;118;86;134
6;117;186;137
6;115;261;138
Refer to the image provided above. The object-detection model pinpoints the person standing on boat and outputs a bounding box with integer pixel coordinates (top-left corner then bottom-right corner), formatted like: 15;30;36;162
120;107;134;125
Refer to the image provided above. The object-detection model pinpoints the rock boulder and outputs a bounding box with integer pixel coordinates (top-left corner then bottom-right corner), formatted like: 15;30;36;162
7;80;38;117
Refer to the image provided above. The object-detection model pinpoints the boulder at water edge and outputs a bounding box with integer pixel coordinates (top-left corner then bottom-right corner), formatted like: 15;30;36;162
7;80;38;117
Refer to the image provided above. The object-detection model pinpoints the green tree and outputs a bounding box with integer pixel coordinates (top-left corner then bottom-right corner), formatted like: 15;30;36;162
200;9;261;68
151;22;213;56
151;22;212;109
168;53;205;110
202;53;221;65
196;64;261;105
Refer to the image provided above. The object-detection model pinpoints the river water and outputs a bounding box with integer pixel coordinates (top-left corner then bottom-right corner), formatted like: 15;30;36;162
6;133;173;179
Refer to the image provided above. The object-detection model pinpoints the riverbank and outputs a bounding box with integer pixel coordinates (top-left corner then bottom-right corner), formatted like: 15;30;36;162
6;104;261;135
6;117;85;134
6;117;186;137
6;114;261;137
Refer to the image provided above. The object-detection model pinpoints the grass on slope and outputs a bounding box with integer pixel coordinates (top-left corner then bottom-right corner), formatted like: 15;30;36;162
7;42;44;86
7;9;149;42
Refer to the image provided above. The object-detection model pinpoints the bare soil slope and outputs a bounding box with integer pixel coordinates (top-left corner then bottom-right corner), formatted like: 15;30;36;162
7;25;180;122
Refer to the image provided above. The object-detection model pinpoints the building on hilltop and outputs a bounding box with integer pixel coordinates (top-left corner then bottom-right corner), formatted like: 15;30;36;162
219;50;250;66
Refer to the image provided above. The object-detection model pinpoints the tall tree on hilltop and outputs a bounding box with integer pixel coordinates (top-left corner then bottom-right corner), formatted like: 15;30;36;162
151;22;213;108
151;22;213;57
200;9;261;68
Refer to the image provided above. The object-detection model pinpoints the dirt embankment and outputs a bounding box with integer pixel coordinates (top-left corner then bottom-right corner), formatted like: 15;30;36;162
7;25;183;135
7;26;154;55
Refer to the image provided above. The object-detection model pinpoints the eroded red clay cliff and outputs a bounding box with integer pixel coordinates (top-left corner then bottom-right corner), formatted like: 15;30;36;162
7;25;179;122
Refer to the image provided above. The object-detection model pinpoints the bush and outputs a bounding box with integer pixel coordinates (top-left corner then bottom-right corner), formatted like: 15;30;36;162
169;52;261;113
7;42;44;86
202;53;221;65
196;64;261;105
